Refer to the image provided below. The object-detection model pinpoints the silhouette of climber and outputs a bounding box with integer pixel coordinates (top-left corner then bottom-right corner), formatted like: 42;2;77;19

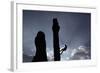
60;44;67;55
32;31;48;62
52;18;60;61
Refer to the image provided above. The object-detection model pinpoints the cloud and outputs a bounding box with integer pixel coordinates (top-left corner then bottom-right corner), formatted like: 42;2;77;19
69;45;90;60
47;50;54;61
44;45;90;61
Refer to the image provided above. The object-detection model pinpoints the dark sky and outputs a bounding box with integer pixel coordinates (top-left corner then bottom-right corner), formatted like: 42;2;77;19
23;10;91;62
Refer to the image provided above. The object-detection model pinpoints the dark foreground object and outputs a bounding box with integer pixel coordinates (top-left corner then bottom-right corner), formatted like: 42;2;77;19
32;31;48;62
52;18;60;61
